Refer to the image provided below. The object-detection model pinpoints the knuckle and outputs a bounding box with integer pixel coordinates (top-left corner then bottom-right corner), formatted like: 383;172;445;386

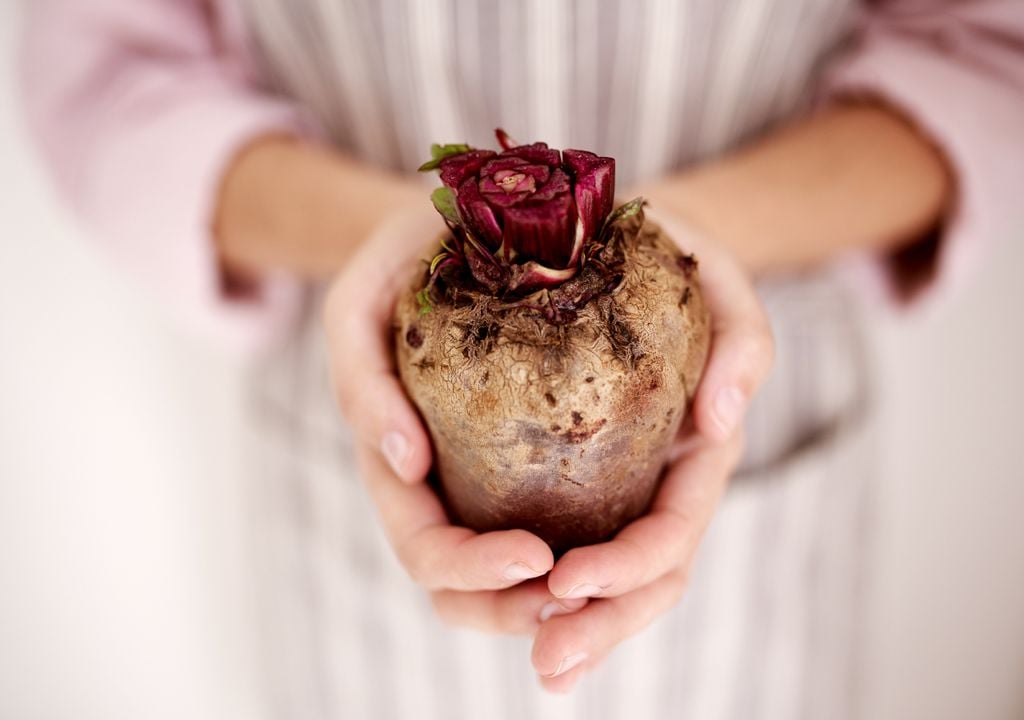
429;592;459;627
738;328;774;381
332;381;357;420
333;381;378;438
403;558;427;587
606;594;633;632
666;568;690;606
754;319;776;371
726;428;747;467
322;276;359;339
494;593;532;635
450;560;480;592
398;538;436;589
617;536;661;587
662;506;698;545
328;358;365;422
655;511;701;574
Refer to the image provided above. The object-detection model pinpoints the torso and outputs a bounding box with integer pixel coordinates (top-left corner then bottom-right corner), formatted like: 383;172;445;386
239;0;857;183
237;4;876;717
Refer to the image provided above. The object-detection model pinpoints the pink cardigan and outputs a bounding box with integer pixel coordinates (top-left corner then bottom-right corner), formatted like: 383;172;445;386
20;0;1024;353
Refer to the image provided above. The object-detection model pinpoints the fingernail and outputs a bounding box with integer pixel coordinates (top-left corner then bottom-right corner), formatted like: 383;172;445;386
538;602;561;623
713;387;746;437
538;598;586;622
558;582;603;600
546;652;588;678
381;431;410;480
503;562;543;581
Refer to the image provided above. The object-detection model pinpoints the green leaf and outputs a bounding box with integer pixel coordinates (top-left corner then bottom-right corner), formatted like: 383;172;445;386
430;187;461;225
429;251;450;275
432;142;471;160
605;196;647;226
418;143;472;172
599;196;646;241
415;287;433;316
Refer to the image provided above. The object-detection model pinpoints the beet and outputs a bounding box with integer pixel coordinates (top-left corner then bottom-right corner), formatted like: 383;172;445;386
395;131;709;554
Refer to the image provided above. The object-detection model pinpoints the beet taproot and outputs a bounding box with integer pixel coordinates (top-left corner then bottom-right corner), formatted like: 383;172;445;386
394;131;709;554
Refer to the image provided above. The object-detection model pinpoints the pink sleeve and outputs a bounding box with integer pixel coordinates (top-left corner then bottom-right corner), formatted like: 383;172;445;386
820;0;1024;308
20;0;310;353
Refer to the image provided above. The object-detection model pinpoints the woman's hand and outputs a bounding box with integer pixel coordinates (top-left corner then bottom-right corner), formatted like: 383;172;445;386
529;209;774;692
323;206;587;628
323;203;771;691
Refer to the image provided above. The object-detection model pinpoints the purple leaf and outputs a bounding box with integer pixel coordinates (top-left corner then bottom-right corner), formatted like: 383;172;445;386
421;133;622;300
495;128;518;151
439;150;496;188
480;156;528;175
464;241;507;294
562;149;615;246
501;193;577;268
456;177;504;248
500;142;561;166
530;167;571;202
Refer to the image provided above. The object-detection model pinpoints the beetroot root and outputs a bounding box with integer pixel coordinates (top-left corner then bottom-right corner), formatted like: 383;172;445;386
394;213;709;554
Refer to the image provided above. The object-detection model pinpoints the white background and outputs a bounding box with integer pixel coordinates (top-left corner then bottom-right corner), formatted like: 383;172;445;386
2;3;1023;718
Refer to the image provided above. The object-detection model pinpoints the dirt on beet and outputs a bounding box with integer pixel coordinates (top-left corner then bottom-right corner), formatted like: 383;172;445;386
395;213;710;554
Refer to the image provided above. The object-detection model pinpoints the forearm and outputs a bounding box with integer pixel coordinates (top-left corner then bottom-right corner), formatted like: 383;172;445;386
217;104;952;280
215;135;424;279
641;103;953;275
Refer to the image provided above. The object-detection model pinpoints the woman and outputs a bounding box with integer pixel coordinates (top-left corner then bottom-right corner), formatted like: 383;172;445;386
22;1;1024;718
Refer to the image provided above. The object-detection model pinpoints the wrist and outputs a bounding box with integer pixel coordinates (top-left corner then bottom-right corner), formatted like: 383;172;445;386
631;168;769;276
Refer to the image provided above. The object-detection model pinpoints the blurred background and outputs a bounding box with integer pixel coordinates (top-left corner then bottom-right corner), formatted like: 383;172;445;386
2;2;1023;719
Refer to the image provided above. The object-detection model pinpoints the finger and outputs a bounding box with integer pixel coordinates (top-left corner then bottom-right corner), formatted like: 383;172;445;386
431;579;589;635
358;447;554;590
537;660;589;694
326;301;432;484
547;432;743;600
646;208;774;443
691;246;773;443
533;570;688;685
324;286;428;484
322;213;441;484
537;651;617;693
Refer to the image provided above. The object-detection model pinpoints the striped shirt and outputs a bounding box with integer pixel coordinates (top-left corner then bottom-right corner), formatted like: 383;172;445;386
239;2;870;718
242;0;855;184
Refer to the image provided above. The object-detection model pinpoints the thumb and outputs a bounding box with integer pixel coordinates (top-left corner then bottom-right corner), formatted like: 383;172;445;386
691;244;774;443
645;207;774;444
323;270;433;484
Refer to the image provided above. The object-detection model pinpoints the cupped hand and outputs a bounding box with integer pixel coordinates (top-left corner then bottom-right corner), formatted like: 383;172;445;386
323;203;772;688
323;205;582;627
530;209;774;692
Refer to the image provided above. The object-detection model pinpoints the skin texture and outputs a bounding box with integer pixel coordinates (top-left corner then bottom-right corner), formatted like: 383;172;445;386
222;103;951;693
217;104;949;281
638;103;951;276
394;217;710;554
215;134;422;280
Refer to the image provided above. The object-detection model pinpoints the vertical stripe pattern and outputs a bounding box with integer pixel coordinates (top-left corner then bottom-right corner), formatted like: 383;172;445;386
238;2;870;719
242;0;855;181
